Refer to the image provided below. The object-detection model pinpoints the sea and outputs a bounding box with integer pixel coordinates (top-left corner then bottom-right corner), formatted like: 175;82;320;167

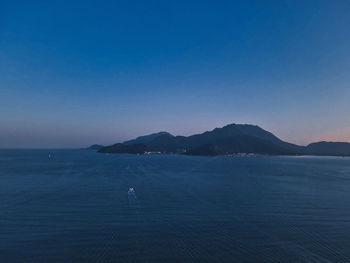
2;149;350;262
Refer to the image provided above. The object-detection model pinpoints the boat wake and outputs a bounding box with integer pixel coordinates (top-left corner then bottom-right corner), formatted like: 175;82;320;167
128;187;137;205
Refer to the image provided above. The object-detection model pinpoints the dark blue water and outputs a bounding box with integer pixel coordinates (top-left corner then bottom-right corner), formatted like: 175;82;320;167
2;150;350;262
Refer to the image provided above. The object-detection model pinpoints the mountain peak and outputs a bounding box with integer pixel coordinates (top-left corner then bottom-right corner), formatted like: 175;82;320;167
123;131;173;145
85;144;104;150
98;123;350;156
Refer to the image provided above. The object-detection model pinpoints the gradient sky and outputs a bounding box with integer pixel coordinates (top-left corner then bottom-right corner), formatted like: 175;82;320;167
1;0;350;148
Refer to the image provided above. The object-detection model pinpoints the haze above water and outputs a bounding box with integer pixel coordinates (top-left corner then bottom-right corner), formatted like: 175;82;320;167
2;150;350;262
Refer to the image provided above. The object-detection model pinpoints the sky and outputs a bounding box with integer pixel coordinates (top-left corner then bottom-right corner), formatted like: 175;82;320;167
1;0;350;148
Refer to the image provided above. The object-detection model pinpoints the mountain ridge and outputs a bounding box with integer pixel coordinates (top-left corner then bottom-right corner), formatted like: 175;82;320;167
97;124;350;156
123;131;173;145
84;144;104;150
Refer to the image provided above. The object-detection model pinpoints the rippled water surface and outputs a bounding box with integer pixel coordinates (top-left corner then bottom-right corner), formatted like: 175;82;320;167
2;149;350;262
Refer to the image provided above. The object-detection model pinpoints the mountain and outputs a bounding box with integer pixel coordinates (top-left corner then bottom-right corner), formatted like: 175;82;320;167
98;143;147;154
85;144;104;150
146;133;184;152
305;142;350;156
184;144;225;156
182;124;302;153
99;124;301;155
97;124;350;156
186;134;298;156
123;132;174;145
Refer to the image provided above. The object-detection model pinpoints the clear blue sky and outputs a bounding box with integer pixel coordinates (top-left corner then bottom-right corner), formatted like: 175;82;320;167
1;0;350;148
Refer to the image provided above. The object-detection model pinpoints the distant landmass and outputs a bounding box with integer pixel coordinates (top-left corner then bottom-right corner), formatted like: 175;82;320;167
123;131;173;145
85;144;104;151
96;124;350;156
305;142;350;156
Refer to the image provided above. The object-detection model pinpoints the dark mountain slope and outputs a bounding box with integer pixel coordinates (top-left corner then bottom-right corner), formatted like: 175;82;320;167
99;123;303;155
186;134;297;156
305;142;350;156
98;123;350;156
123;132;173;145
182;124;302;153
185;144;225;156
98;143;147;154
147;133;185;153
84;144;104;150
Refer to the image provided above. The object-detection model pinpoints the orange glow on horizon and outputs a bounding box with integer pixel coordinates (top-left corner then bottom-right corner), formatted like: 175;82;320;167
311;127;350;143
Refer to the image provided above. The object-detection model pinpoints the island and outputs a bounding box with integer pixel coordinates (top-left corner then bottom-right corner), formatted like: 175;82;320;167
84;144;105;151
95;124;350;156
